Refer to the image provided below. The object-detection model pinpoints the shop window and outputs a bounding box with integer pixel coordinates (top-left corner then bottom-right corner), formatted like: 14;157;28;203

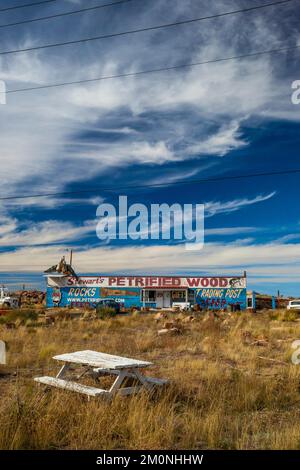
141;290;156;302
172;291;186;299
188;290;195;302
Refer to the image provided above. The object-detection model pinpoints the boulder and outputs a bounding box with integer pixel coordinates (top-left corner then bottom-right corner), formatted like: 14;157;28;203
158;327;182;336
154;312;168;322
182;315;195;323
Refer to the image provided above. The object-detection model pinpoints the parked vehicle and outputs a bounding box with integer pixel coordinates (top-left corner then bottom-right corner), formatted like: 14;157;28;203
95;299;121;314
0;286;19;309
172;302;191;311
287;300;300;310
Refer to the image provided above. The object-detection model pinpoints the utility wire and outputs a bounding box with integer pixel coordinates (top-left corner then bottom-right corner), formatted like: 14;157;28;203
0;0;296;56
0;0;57;13
3;42;300;95
0;0;135;29
0;168;299;201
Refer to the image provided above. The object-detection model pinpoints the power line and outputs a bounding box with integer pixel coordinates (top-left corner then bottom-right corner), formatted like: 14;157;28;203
0;0;296;56
0;168;299;202
0;0;135;29
4;42;300;95
0;0;57;13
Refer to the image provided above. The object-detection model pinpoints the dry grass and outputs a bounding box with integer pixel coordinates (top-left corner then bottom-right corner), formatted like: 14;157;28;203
1;310;300;450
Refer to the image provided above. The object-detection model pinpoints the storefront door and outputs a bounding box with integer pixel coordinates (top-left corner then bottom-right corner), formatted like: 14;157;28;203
163;291;171;307
156;291;171;308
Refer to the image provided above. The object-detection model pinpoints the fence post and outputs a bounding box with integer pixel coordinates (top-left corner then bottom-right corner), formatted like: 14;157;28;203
0;340;6;365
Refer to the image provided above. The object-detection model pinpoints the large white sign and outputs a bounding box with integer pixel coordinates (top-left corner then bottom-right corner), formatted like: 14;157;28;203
47;275;246;289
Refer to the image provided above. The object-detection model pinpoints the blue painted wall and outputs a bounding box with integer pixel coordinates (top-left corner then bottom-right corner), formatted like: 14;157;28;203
195;288;247;310
47;286;141;309
47;285;247;310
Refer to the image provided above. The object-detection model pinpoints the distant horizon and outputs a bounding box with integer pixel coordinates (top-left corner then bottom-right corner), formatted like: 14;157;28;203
1;270;298;298
0;0;300;298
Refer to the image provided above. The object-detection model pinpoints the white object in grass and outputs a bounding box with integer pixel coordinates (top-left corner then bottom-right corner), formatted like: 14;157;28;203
0;340;6;365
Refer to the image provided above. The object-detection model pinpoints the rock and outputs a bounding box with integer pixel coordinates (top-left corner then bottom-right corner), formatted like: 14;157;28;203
163;321;176;330
158;328;170;336
241;330;254;344
15;290;46;308
158;327;182;336
182;315;195;323
154;312;168;322
252;340;268;347
202;314;214;324
170;327;182;335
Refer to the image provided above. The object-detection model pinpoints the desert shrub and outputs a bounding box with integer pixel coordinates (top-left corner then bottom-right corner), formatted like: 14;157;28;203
95;305;116;320
268;310;279;320
280;310;298;322
267;308;299;322
0;309;38;325
131;310;140;317
130;306;139;313
39;344;57;361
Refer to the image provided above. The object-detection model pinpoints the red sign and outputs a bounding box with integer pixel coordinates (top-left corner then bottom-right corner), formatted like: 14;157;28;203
47;275;246;289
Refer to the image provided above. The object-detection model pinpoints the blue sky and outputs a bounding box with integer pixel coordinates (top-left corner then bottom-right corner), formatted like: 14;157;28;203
0;0;300;295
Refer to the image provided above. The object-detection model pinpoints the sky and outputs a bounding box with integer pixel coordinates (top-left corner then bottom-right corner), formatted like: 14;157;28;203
0;0;300;295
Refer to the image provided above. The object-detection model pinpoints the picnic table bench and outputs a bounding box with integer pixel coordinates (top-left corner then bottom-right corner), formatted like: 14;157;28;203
34;350;168;398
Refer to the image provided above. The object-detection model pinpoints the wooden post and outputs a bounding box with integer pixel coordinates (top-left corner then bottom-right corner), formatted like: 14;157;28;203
142;289;145;310
0;340;6;365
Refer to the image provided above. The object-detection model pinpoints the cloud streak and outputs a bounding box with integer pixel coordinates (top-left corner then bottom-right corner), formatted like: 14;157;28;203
0;0;298;198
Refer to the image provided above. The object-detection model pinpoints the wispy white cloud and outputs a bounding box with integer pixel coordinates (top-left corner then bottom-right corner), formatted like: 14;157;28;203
184;120;248;157
0;190;273;247
0;219;96;247
205;226;260;236
1;240;300;289
205;192;276;217
0;0;298;200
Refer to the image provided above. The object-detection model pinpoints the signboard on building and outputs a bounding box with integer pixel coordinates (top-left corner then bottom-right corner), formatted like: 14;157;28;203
48;275;246;289
46;274;247;310
195;288;246;310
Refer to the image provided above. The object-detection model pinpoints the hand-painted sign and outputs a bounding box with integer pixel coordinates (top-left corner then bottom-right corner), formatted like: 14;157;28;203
47;275;246;289
46;275;247;310
46;286;141;309
196;288;246;310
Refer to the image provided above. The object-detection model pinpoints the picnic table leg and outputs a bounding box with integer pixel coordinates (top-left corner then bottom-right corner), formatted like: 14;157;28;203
109;369;128;396
56;363;70;379
132;369;154;391
76;367;92;380
93;368;160;395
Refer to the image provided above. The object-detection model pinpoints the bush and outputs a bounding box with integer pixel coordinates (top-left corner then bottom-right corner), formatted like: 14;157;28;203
268;309;298;322
281;310;298;322
0;309;38;325
95;305;117;320
39;344;57;361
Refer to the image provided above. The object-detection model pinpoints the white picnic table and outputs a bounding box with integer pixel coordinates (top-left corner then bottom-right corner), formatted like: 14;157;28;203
34;350;168;398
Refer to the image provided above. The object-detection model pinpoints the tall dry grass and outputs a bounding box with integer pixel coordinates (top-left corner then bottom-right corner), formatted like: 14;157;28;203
0;311;300;449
